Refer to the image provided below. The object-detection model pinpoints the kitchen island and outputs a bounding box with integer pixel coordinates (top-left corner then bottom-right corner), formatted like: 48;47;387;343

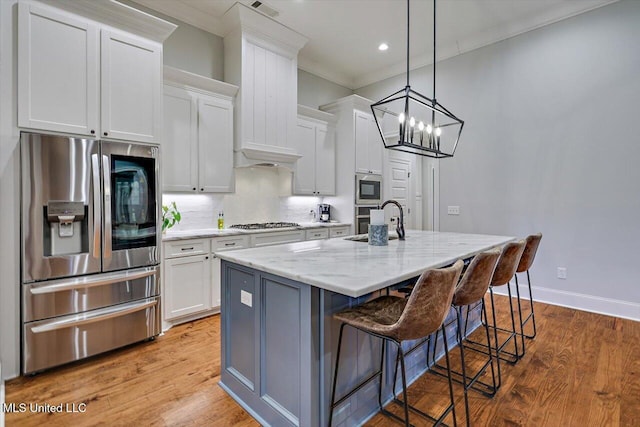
216;230;513;427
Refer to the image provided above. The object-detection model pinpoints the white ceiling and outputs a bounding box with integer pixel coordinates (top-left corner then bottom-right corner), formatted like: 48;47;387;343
132;0;617;89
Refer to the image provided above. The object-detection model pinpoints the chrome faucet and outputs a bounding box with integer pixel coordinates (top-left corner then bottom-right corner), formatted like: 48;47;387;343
379;200;405;240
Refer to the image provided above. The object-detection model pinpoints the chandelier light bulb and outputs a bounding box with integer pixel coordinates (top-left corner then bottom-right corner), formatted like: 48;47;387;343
398;112;405;123
418;121;424;131
409;117;415;127
426;124;433;134
435;127;442;136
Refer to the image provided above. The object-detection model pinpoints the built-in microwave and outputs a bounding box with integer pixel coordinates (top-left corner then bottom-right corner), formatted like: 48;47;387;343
355;205;376;235
355;173;382;205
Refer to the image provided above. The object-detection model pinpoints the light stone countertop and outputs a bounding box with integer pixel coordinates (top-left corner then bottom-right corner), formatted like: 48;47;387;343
162;222;351;241
215;230;514;298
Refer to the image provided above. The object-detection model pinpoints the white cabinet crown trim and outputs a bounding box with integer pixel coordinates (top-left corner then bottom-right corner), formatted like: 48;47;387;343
298;105;336;124
164;66;238;99
36;0;177;42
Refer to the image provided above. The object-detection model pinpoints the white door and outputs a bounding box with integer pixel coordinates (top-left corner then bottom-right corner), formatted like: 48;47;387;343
386;156;412;229
18;3;99;135
164;255;212;319
198;95;235;192
101;29;161;143
162;85;197;192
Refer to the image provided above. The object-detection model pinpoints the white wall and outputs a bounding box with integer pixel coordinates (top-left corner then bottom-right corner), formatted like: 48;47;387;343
0;0;20;381
359;0;640;320
120;0;224;80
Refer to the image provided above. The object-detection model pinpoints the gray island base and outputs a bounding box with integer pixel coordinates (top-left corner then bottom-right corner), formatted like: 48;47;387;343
217;230;513;426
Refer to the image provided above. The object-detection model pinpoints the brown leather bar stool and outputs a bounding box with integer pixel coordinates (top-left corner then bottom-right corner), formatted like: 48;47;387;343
513;233;543;340
328;260;464;427
487;240;526;362
466;240;526;364
431;249;501;426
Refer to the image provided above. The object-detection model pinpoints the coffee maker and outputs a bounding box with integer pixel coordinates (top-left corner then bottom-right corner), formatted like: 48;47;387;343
317;204;331;222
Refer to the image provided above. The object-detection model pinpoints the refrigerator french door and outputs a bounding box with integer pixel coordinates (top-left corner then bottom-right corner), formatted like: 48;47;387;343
21;133;161;374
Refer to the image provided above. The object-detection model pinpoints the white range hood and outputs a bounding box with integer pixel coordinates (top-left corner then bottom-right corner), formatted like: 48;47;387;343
222;3;308;170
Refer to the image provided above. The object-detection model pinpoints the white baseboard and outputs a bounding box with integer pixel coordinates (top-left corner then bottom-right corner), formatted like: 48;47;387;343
492;282;640;322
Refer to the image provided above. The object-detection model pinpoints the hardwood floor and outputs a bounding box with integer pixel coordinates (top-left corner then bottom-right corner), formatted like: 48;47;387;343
5;296;640;426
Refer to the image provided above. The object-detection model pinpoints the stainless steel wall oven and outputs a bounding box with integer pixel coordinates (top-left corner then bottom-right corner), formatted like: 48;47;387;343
21;132;161;374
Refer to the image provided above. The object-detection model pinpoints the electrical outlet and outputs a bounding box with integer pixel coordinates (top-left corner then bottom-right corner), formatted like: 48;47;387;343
240;290;253;307
447;206;460;215
557;267;567;279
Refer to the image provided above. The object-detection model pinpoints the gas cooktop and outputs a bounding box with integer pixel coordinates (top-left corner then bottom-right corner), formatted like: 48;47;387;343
230;222;300;230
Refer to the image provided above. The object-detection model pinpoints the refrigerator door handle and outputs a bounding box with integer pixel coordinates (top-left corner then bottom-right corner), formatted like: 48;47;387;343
91;153;101;259
30;299;158;334
29;268;156;295
102;154;112;259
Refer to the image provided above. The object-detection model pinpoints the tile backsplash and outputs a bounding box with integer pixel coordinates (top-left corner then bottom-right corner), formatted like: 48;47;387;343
163;167;323;230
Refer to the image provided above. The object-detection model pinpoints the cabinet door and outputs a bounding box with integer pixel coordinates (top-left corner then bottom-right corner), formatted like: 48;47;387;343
18;3;99;135
354;111;371;174
368;115;384;175
198;96;234;192
162;85;198;192
101;29;161;143
315;124;336;196
292;118;316;195
211;235;250;308
164;254;212;319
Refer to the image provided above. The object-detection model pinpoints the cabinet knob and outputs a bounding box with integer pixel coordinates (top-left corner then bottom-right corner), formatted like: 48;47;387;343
200;188;204;191
205;256;209;260
103;132;108;136
90;130;95;134
193;187;196;191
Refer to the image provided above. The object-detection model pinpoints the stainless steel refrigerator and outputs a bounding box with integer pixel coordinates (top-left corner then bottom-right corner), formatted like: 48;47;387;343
21;132;161;374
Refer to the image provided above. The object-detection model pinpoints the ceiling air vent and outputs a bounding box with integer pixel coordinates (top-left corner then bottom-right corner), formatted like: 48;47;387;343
250;1;280;18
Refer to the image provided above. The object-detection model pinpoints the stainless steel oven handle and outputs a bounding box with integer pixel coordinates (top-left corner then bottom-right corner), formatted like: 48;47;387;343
30;299;158;334
30;269;156;295
102;154;112;259
91;153;101;259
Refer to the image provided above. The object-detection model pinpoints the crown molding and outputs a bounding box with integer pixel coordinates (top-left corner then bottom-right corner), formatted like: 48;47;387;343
164;66;238;98
131;0;224;36
37;0;177;42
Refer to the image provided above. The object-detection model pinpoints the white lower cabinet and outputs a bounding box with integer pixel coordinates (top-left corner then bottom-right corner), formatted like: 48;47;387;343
163;243;212;320
250;230;305;247
329;226;350;238
306;228;329;241
211;235;250;309
163;226;349;328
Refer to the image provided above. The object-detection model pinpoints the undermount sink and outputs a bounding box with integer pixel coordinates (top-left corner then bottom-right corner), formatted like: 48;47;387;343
344;233;400;243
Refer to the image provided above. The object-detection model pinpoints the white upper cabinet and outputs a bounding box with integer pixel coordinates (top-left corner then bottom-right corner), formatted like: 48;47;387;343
198;96;234;192
162;66;238;193
222;3;308;168
100;29;161;143
293;106;336;196
18;3;99;136
17;2;172;144
162;85;198;192
355;111;383;175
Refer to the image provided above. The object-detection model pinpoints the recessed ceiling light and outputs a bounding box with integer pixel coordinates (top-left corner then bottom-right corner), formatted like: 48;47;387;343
378;43;389;51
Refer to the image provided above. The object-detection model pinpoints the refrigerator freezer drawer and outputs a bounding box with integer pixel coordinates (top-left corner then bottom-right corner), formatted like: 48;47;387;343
23;297;160;374
23;266;159;323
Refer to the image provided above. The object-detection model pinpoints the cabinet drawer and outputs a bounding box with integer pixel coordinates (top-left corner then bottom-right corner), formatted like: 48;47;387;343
212;235;250;252
329;227;350;238
305;228;329;241
251;230;305;248
164;239;210;259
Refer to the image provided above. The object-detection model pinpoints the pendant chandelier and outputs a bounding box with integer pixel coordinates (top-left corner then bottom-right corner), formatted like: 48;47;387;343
371;0;463;158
